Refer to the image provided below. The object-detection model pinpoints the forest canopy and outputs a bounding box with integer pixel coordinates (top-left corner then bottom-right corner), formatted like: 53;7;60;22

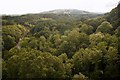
2;4;120;80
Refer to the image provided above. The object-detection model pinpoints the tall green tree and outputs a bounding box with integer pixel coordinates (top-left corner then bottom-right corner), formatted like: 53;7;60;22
96;21;113;34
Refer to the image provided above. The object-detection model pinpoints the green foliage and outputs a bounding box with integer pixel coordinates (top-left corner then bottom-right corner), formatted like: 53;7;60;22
2;6;120;79
104;47;120;79
96;21;113;33
89;32;104;46
84;17;106;31
72;48;103;79
4;48;71;78
57;29;89;58
105;4;120;29
3;35;16;50
79;24;93;34
2;25;27;50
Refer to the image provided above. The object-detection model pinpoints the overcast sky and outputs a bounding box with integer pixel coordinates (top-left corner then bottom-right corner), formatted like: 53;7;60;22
0;0;119;15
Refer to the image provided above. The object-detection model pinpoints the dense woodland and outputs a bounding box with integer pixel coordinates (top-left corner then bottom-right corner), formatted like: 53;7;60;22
1;4;120;80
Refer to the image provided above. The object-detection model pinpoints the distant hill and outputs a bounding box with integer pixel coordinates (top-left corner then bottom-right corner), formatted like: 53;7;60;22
40;9;98;14
2;9;103;27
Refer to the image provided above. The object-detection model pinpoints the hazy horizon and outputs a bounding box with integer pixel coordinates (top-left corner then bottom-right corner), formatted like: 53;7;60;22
0;0;119;15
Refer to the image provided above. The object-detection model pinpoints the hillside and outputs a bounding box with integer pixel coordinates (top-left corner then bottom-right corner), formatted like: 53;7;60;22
2;5;120;80
105;3;120;29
